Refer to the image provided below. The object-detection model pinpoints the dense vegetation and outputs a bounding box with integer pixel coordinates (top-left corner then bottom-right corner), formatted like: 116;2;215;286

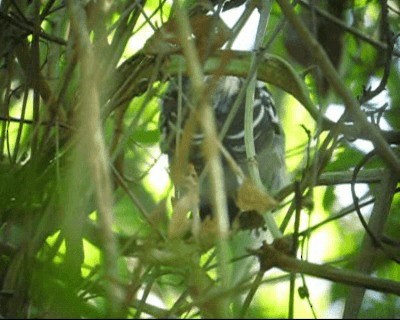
0;0;399;318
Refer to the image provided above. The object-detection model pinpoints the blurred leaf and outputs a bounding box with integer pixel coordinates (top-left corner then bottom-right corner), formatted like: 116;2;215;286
236;179;278;213
132;129;160;145
324;145;364;172
322;185;335;211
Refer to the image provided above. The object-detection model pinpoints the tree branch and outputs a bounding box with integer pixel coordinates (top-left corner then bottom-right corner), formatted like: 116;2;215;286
255;242;400;296
276;0;400;176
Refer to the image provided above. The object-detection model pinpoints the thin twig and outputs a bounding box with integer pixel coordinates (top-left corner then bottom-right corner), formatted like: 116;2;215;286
0;11;67;45
244;0;282;239
172;1;231;317
359;0;395;104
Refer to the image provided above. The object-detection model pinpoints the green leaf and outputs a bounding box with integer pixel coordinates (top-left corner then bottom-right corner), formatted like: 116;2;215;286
132;129;160;145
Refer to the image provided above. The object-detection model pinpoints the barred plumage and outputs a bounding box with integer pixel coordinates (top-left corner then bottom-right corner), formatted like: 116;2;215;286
160;76;286;222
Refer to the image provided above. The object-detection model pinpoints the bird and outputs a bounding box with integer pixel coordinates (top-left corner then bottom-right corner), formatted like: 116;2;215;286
158;5;287;310
159;74;286;229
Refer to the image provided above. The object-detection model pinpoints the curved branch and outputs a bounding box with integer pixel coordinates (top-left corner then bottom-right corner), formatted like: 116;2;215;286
109;50;400;145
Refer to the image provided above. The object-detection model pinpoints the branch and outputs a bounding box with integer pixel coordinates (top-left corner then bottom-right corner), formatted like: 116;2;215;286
359;0;395;104
110;50;400;145
276;168;386;201
276;0;400;176
255;242;400;296
344;167;399;317
172;1;231;317
298;0;400;58
66;0;124;316
243;0;282;239
0;11;67;45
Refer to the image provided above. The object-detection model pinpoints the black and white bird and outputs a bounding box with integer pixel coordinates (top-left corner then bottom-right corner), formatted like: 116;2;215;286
159;2;286;227
159;6;287;297
160;75;286;224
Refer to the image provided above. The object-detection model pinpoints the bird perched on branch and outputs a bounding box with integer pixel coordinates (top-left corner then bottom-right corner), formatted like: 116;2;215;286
157;2;286;232
160;74;286;229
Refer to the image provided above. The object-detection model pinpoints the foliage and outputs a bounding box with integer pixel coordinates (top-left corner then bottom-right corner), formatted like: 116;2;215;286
0;0;399;318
